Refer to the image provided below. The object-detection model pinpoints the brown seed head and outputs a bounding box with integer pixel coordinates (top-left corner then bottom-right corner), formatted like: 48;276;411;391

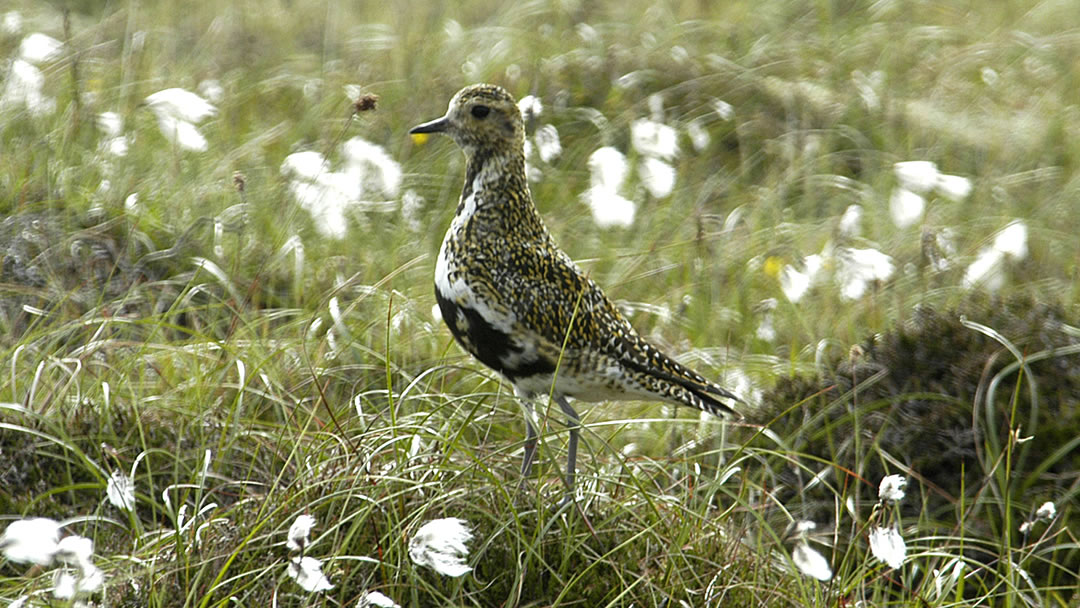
353;93;379;114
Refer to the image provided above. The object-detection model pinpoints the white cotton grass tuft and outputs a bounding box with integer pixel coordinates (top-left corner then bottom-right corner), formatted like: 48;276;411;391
869;526;907;570
991;220;1028;259
647;93;665;121
281;150;330;181
97;112;124;138
197;78;224;104
1035;501;1056;521
889;187;926;228
281;138;403;238
523;139;540;181
401;188;424;232
52;545;105;597
1;517;61;565
583;147;635;228
144;88;216;152
318;162;364;202
2;11;22;35
638;156;675;198
780;246;892;302
358;590;402;608
836;247;894;301
341;136;402;198
106;470;136;512
534;124;562;163
283;511;333;592
892;160;972;217
838;204;862;236
288;179;348;238
687;117;710;152
287;556;334;592
153;115;209;152
5;529;106;599
588;146;628;191
790;521;832;581
583;187;635;228
963;249;1007;292
408;517;473;577
287;514;316;551
53;570;77;600
630;118;679;160
1;59;56;116
517;94;542;122
755;315;776;342
779;253;824;303
755;298;778;342
19;33;63;64
792;542;833;581
967;250;1006;291
145;88;217;123
55;535;93;567
1021;501;1058;534
97;112;130;157
76;563;104;593
936;173;973;201
963;220;1028;291
894;161;939;193
713;99;735;121
878;474;907;503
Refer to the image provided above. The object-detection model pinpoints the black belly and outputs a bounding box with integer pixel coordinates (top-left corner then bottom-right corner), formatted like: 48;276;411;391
435;287;556;382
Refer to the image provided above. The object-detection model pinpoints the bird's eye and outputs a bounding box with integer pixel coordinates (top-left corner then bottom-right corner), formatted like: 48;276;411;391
471;105;491;119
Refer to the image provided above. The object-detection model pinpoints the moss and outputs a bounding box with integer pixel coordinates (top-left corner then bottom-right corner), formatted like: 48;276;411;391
755;294;1080;533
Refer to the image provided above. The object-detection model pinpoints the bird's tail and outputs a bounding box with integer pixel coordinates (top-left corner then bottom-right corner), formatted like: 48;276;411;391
619;340;742;419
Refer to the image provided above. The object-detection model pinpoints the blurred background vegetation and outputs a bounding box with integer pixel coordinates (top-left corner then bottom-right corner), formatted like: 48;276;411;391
0;0;1077;606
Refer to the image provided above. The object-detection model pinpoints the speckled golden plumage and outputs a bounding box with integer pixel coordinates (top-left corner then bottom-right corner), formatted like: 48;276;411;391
411;84;740;497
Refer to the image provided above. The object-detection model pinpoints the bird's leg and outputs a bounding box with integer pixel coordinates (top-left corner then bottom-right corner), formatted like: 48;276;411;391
521;409;538;477
554;395;580;501
517;400;538;493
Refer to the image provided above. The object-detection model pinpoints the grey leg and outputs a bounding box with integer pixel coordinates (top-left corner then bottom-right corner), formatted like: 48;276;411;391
517;399;539;494
554;395;580;497
521;409;538;477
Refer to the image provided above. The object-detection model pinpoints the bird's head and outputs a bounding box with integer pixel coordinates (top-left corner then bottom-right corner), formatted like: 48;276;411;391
410;84;525;159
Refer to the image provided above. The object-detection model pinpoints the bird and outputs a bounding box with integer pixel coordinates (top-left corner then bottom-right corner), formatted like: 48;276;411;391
410;84;741;499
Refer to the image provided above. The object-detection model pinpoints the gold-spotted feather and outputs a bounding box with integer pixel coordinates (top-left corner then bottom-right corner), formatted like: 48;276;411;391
411;84;741;499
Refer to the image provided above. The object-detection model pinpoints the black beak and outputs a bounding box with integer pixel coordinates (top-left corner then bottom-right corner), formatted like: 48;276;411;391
409;116;450;134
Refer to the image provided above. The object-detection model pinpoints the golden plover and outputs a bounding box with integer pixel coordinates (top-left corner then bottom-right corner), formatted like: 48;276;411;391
411;84;741;496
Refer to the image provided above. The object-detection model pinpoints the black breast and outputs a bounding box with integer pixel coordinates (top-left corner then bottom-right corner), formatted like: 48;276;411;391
435;287;556;382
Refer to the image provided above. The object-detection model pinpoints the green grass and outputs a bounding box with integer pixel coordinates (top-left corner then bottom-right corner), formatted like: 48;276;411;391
1;0;1078;605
